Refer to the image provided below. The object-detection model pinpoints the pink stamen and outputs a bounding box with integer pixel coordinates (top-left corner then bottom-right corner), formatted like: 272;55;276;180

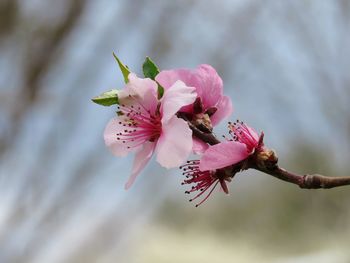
116;101;162;150
194;181;220;207
228;120;259;153
181;160;228;207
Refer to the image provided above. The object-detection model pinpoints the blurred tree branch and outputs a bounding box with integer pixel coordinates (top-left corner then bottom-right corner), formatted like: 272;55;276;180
0;0;86;157
0;0;17;38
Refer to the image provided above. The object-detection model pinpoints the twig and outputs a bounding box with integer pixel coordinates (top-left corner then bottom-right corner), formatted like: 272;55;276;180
187;121;220;145
252;164;350;189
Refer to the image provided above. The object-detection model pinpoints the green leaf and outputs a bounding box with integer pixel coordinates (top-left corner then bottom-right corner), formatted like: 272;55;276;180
91;89;119;106
142;56;160;80
142;57;164;99
157;82;164;99
113;52;130;83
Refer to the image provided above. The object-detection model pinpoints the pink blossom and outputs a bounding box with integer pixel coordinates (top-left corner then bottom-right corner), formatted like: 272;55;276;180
180;160;232;207
156;64;233;153
104;73;197;189
199;121;263;171
156;65;232;124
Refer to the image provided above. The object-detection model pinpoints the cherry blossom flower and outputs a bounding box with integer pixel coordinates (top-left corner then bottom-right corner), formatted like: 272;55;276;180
104;73;197;189
199;121;264;171
180;160;232;207
181;122;263;206
156;64;233;153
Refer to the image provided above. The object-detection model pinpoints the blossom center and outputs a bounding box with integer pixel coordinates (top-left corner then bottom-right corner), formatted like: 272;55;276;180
116;101;162;149
228;120;258;153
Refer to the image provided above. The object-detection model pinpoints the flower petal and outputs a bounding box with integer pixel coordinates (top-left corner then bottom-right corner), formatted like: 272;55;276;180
123;73;158;114
104;117;140;157
199;141;248;171
156;68;201;113
125;141;155;189
210;95;233;126
192;137;209;154
126;73;157;97
156;117;193;168
156;68;200;90
195;64;223;109
160;80;196;123
156;65;225;113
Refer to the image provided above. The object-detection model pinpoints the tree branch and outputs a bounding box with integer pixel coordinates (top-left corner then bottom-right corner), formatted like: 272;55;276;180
187;121;220;145
252;165;350;189
188;120;350;189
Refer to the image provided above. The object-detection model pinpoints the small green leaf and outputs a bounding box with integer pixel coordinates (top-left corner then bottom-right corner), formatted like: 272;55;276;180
157;82;164;99
142;57;164;99
142;57;160;80
113;52;130;83
91;89;119;106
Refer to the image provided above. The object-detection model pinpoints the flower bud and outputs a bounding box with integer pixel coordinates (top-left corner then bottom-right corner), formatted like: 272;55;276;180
256;149;278;170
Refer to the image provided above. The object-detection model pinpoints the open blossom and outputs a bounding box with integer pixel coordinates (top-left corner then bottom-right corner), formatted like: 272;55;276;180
181;122;263;206
180;160;232;207
156;64;233;153
199;121;264;171
104;73;196;189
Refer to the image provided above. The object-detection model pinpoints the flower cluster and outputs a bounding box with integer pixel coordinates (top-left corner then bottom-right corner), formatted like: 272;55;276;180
93;55;264;206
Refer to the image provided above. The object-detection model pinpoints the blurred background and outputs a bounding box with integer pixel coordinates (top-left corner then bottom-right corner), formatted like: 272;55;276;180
1;0;350;262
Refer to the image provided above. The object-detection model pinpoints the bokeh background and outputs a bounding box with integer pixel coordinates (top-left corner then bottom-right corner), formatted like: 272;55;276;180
1;0;350;262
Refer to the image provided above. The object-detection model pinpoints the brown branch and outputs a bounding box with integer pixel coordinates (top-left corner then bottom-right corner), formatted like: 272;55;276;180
187;121;220;145
188;120;350;189
251;164;350;189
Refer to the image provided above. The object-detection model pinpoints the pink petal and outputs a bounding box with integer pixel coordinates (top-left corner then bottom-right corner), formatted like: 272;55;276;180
104;117;139;157
160;80;196;123
155;117;193;168
125;141;155;189
123;73;158;113
126;73;157;97
156;65;225;113
210;95;233;126
156;68;200;90
199;141;249;171
192;137;209;154
196;64;223;109
156;68;201;113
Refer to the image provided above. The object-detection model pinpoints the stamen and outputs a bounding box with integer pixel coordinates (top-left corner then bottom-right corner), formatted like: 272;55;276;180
115;98;162;150
228;120;259;152
195;181;219;207
180;161;225;206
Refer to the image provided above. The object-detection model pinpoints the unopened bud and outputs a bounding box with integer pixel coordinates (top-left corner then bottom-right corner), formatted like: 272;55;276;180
256;149;278;170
